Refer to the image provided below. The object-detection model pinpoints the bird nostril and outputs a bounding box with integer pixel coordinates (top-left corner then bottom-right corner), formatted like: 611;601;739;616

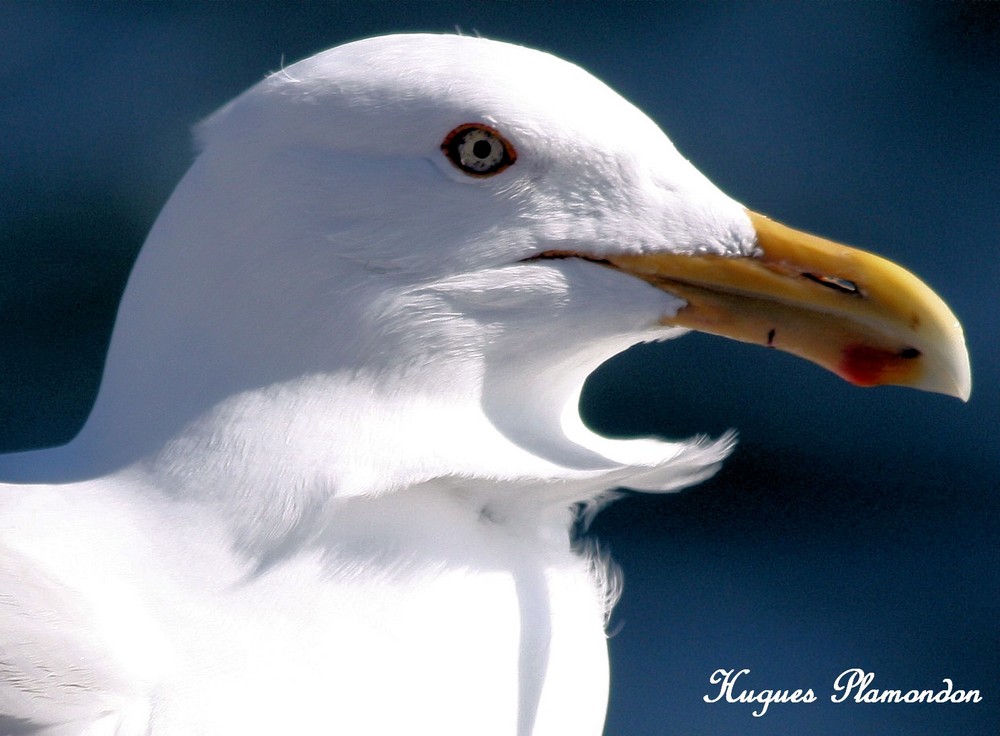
803;273;861;295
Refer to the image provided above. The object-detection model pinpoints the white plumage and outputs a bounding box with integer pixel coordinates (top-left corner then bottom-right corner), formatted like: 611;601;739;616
0;34;968;735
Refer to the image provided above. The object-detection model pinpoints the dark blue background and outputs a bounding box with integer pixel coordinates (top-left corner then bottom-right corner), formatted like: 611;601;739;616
2;2;997;734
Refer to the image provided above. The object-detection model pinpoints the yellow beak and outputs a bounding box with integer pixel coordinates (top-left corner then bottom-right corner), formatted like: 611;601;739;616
606;211;971;400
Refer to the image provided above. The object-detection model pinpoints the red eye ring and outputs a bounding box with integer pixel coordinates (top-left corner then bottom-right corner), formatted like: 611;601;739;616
442;124;517;177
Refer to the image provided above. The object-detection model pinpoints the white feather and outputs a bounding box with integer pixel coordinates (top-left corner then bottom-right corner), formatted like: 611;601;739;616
0;34;754;734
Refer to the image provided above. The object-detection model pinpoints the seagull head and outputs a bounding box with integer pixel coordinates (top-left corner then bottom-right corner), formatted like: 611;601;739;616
64;34;967;520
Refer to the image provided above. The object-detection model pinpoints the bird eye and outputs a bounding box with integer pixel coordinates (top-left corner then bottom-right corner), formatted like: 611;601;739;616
442;124;516;177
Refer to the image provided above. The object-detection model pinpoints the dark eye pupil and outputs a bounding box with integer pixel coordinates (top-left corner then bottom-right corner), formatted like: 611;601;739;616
472;139;493;159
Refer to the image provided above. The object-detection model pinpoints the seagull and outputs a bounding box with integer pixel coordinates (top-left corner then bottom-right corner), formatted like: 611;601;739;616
0;34;969;736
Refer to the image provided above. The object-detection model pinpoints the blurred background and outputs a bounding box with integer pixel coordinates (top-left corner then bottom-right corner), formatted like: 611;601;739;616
1;2;997;734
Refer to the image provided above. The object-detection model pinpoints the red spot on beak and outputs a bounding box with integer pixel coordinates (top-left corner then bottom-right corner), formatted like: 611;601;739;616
840;344;921;387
